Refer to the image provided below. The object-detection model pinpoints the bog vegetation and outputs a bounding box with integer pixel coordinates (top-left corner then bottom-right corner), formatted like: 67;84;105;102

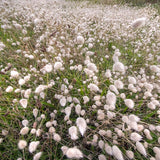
0;0;160;160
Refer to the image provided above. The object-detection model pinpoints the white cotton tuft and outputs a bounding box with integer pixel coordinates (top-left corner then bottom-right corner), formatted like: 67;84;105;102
53;133;61;142
126;150;134;159
77;35;85;45
98;154;106;160
129;114;140;122
54;62;62;70
28;141;40;153
136;142;147;157
34;18;41;25
44;64;53;73
112;145;124;160
69;126;78;140
114;80;124;89
113;62;125;73
19;99;28;108
130;132;142;142
106;91;116;106
87;62;98;72
105;69;112;78
20;127;29;135
18;140;27;150
105;144;113;155
24;89;31;99
131;17;146;29
18;79;26;86
107;111;116;119
24;75;30;82
6;86;13;92
65;106;71;117
76;117;87;136
66;147;83;159
153;147;160;160
61;146;69;155
33;108;38;118
153;147;160;154
128;76;136;84
124;99;134;109
33;152;42;160
83;96;89;104
88;83;99;92
35;85;47;94
109;85;119;95
144;129;152;140
10;70;19;78
60;97;66;106
75;104;81;115
98;140;105;149
22;119;29;127
150;65;160;73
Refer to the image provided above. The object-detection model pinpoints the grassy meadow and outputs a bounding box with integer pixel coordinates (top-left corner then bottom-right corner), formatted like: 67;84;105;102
0;0;160;160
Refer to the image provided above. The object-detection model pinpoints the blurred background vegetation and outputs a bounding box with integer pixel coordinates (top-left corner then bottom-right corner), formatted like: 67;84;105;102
73;0;159;5
68;0;160;13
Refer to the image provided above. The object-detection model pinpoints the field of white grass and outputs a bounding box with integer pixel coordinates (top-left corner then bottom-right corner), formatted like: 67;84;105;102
0;0;160;159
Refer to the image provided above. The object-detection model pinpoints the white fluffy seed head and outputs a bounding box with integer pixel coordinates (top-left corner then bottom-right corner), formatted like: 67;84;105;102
60;97;66;106
109;85;119;95
136;142;147;157
105;144;112;155
53;133;61;142
65;106;71;116
61;146;69;155
83;96;89;104
19;99;28;108
105;69;112;78
150;157;156;160
20;127;29;135
112;145;124;160
44;64;53;73
106;91;116;106
130;132;142;142
153;147;160;154
54;62;62;70
18;79;26;86
33;152;42;160
6;86;13;92
129;114;140;122
69;126;78;140
28;141;40;153
144;129;152;140
113;62;125;73
76;117;87;136
30;128;36;134
66;147;83;159
126;150;134;159
18;140;27;150
24;89;31;99
22;119;29;127
131;17;146;29
98;154;106;160
128;76;136;84
77;35;84;45
88;83;99;92
87;62;98;73
33;108;38;118
10;70;19;78
98;140;104;149
114;80;124;89
124;99;134;109
75;104;81;115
